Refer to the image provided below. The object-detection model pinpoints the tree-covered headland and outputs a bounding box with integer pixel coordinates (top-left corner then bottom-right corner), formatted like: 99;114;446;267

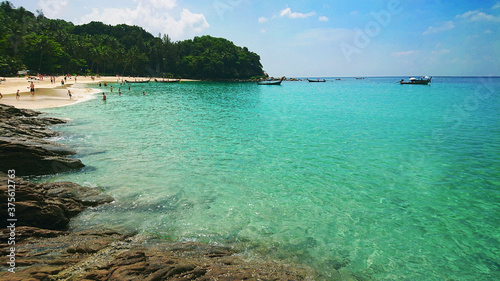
0;1;265;79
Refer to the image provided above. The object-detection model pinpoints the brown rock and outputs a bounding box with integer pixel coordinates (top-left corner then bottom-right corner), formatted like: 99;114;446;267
0;176;113;230
44;181;114;207
15;201;69;230
0;104;85;176
0;138;84;176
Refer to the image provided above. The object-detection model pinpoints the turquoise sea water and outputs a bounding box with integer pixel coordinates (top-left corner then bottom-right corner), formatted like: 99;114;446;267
41;77;499;280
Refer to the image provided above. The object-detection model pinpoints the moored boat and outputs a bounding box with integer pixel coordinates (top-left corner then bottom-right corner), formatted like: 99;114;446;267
400;76;432;85
258;78;283;85
307;78;326;82
125;79;151;83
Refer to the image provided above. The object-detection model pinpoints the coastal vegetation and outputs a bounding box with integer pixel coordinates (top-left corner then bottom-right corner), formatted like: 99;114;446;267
0;1;265;79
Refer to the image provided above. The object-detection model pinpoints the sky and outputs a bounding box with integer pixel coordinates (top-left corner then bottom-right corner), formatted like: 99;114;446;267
8;0;500;77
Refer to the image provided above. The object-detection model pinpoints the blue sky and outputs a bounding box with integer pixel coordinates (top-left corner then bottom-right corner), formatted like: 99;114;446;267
9;0;500;77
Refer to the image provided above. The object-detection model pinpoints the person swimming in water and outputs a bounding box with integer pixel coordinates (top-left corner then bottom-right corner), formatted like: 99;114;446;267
102;93;107;100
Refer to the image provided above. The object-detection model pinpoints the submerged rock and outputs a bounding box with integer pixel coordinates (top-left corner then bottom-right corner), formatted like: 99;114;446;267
0;229;313;280
0;104;317;280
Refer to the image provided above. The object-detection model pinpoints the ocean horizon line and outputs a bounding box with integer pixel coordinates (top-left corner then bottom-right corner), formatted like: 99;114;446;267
293;75;500;79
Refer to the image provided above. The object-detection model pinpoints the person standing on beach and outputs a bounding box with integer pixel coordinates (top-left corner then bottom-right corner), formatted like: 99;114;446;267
16;90;20;99
68;90;72;99
61;79;65;86
30;81;35;96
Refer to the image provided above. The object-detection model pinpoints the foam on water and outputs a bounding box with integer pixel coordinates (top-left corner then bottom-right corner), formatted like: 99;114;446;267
41;78;500;280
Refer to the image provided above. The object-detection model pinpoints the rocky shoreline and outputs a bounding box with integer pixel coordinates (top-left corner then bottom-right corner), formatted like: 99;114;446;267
0;104;84;176
0;104;314;280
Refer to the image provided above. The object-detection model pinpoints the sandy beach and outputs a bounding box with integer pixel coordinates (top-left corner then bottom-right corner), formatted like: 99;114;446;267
0;76;199;110
0;76;117;109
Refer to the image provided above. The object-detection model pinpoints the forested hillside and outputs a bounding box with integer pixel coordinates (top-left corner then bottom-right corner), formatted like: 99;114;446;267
0;1;265;79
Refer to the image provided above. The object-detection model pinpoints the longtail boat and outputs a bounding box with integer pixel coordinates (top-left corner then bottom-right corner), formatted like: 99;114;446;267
307;78;326;82
125;79;151;83
400;76;432;85
258;79;283;85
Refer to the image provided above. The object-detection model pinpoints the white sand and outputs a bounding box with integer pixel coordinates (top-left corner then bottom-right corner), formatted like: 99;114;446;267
0;76;120;109
0;76;199;110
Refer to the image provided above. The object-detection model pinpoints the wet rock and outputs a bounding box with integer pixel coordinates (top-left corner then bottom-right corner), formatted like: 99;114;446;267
0;104;84;176
0;226;65;244
0;137;84;176
0;228;313;281
0;104;40;118
0;104;65;138
15;201;70;230
78;241;313;281
0;229;129;281
0;175;113;230
44;181;114;207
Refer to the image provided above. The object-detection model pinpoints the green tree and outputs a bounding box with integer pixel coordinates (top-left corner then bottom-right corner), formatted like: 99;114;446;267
0;1;264;78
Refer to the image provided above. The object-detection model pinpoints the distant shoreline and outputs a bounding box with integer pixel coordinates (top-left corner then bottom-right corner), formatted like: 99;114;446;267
2;75;498;110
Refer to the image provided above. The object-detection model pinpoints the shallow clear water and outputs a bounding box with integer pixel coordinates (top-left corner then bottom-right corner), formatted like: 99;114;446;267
41;77;500;280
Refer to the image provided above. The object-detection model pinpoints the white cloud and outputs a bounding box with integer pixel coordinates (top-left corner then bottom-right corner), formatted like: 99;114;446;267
147;0;177;10
319;16;329;22
423;21;455;35
38;0;68;18
258;16;268;23
392;50;415;57
456;10;500;22
77;0;208;40
350;10;359;16
493;2;500;9
280;8;315;19
260;29;266;33
484;29;492;34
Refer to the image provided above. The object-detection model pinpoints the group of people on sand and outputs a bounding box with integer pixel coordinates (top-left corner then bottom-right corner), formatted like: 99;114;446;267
13;81;36;99
12;82;36;99
8;80;76;100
